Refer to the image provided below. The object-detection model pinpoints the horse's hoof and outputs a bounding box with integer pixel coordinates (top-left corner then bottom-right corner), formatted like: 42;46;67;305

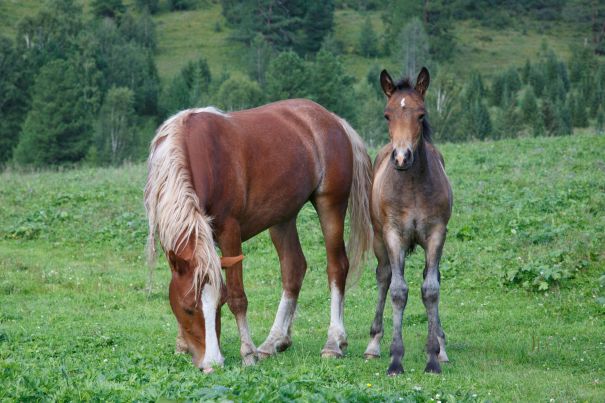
242;352;257;366
437;351;449;363
201;367;214;374
424;360;442;374
257;349;273;360
387;362;404;376
364;352;380;360
320;348;343;359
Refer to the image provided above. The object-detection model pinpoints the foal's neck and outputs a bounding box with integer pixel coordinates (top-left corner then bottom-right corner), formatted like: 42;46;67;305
411;138;430;176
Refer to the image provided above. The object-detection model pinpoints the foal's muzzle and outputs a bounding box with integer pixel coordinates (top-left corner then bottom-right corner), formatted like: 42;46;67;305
391;148;413;170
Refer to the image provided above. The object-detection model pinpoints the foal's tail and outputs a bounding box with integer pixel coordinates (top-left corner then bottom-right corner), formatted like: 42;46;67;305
337;118;373;289
144;109;222;299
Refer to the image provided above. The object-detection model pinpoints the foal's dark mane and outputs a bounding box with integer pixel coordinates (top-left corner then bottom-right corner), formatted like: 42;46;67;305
394;77;433;144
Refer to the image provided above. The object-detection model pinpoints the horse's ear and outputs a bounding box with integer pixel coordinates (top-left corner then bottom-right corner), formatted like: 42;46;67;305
415;67;430;98
380;69;396;98
221;255;244;268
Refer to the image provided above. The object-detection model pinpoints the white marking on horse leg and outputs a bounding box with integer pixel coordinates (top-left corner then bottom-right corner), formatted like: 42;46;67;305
437;336;449;362
322;282;346;357
258;292;296;357
235;313;257;366
200;284;224;370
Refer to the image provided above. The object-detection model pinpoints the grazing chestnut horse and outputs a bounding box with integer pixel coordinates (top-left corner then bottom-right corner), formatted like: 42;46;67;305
363;68;453;375
145;99;372;372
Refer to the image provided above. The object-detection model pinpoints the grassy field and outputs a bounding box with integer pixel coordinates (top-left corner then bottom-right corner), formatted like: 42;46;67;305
1;133;604;401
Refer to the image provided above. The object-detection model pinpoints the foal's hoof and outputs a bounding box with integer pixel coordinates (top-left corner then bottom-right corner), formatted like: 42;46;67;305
387;362;404;376
424;360;442;374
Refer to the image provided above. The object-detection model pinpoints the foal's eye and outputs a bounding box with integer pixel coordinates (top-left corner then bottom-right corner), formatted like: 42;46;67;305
183;308;194;316
384;114;390;121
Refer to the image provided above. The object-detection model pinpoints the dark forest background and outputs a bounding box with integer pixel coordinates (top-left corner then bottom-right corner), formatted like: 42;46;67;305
0;0;604;167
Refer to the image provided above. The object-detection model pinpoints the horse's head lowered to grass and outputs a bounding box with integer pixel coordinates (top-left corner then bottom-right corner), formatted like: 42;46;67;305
380;67;432;171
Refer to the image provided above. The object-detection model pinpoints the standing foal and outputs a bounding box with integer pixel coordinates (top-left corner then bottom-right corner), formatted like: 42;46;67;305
364;67;453;375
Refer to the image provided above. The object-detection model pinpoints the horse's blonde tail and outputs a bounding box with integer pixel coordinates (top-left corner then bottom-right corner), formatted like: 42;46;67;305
144;110;222;300
337;117;373;289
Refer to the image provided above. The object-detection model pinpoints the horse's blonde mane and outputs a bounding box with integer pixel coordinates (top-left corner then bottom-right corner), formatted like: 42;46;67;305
144;108;227;300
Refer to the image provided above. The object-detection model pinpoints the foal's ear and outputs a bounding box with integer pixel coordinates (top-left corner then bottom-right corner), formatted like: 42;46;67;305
415;67;430;98
380;69;396;98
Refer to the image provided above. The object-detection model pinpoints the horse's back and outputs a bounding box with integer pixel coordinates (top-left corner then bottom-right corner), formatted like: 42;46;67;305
180;100;354;238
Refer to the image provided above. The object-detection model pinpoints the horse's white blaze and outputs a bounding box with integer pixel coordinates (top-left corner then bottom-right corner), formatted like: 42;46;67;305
400;97;406;108
201;284;223;368
270;292;296;337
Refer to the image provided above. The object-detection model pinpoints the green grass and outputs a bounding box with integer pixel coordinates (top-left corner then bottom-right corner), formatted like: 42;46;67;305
1;134;604;401
154;3;245;81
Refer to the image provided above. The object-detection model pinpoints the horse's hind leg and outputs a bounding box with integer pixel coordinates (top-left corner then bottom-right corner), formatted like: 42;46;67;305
313;195;349;358
422;229;447;373
364;232;391;359
258;219;307;358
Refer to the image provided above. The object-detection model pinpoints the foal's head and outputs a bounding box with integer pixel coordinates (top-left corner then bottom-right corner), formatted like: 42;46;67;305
380;67;431;170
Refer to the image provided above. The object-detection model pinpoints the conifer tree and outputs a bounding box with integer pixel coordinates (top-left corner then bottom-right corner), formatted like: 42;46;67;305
308;49;356;124
596;107;605;135
95;86;136;165
570;91;588;128
0;37;29;164
14;59;96;165
359;17;379;57
265;51;310;101
519;86;538;125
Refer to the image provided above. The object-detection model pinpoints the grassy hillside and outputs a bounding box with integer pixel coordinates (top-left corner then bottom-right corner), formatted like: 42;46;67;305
1;134;603;401
0;1;594;82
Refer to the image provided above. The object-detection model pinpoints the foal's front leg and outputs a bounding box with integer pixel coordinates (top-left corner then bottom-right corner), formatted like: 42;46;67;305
219;222;257;366
385;229;408;375
422;229;448;373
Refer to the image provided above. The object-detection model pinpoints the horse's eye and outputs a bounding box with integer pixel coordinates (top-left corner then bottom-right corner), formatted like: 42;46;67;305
384;114;390;121
183;308;194;316
418;114;425;121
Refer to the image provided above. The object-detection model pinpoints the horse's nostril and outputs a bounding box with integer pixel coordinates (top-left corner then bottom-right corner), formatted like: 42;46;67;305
391;149;397;161
404;149;412;161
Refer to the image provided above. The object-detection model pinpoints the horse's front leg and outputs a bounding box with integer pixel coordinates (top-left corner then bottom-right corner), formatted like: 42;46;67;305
219;221;257;366
422;228;448;373
258;219;307;358
384;228;408;376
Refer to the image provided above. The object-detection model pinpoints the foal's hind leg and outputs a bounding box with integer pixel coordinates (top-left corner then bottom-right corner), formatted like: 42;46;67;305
258;219;307;358
422;229;447;373
364;233;391;359
314;196;349;358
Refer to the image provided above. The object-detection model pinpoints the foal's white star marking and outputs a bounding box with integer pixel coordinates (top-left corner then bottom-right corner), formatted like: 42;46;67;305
400;97;406;108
